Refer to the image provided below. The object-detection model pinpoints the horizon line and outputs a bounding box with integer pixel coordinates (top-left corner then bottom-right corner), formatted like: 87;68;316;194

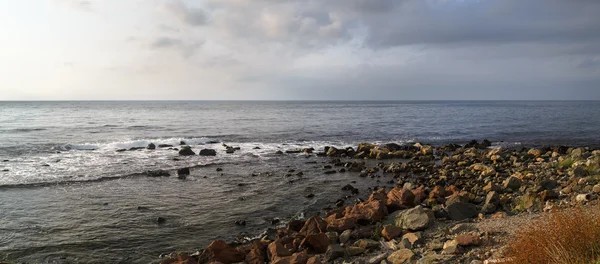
1;99;600;102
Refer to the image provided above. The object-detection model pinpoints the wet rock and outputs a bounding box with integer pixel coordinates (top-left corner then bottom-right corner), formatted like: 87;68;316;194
275;150;284;155
201;240;245;264
146;170;170;177
446;202;478;221
147;143;156;150
235;220;246;226
387;249;416;264
287;220;306;232
342;184;359;195
199;149;217;156
216;168;223;172
156;217;167;224
177;168;190;177
179;146;195;156
158;144;173;148
306;193;315;198
324;170;336;175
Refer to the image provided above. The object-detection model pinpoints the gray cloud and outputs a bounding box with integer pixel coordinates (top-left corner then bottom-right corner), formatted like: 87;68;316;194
151;37;183;48
150;36;203;58
163;0;207;26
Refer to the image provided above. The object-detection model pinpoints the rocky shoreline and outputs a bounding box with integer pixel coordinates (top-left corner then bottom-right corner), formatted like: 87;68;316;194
159;140;600;264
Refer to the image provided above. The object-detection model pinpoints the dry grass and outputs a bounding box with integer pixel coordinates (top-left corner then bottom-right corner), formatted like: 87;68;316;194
505;206;600;264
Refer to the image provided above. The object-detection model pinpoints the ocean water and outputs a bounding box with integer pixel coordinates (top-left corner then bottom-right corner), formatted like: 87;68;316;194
0;100;599;263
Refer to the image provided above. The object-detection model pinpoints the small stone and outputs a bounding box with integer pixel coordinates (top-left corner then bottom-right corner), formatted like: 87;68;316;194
216;168;223;172
503;176;522;191
382;225;403;240
446;202;478;220
235;220;246;226
346;246;366;256
450;223;478;235
455;235;482;246
593;185;600;193
387;249;416;264
368;253;389;264
354;239;379;250
325;244;345;261
340;230;352;244
442;240;460;254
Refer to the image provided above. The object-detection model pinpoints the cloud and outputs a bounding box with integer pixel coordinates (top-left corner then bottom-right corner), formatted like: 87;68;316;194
162;0;207;26
149;36;203;58
151;37;183;49
54;0;93;12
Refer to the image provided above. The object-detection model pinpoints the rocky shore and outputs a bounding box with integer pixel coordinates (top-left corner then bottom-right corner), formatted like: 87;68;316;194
159;140;600;264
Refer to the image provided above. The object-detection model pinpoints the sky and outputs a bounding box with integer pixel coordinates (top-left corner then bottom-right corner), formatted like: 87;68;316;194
0;0;599;100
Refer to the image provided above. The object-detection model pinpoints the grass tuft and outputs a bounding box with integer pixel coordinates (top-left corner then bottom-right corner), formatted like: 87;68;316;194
505;206;600;264
556;158;575;170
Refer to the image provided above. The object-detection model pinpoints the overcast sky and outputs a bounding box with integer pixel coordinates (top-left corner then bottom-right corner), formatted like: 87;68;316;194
1;0;599;100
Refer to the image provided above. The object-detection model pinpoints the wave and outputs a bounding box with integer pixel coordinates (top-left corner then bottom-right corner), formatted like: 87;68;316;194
52;137;220;152
0;128;48;133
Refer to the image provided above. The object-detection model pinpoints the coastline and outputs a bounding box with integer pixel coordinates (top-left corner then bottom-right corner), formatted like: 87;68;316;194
157;140;600;264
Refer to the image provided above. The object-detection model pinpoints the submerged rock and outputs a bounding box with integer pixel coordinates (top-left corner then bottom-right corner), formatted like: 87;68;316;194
179;146;195;156
199;149;217;156
146;170;170;177
147;143;156;150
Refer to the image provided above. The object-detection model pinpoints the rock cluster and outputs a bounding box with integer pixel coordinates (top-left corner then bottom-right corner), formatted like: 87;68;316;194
160;141;600;264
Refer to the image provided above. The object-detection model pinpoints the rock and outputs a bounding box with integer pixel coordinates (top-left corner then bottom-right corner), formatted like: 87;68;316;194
503;176;522;191
158;144;173;148
540;190;559;201
146;170;170;177
325;244;345;261
455;235;482;246
339;230;352;244
287;220;306;232
446;202;478;221
290;252;309;264
528;148;541;157
470;163;496;176
156;216;166;224
368;253;388;264
387;249;416;264
301;233;330;253
518;192;540;210
179;146;195;156
357;143;376;153
199;149;217;156
201;240;245;264
576;193;591;202
326;217;355;233
299;216;327;236
388;206;434;231
401;232;422;246
386;187;416;210
485;191;500;205
177;168;190;177
450;223;478;235
147;143;156;149
235;220;246;226
246;241;268;264
382;225;403;240
593;185;600;193
342;184;360;195
268;240;292;259
306;256;322;264
344;196;388;223
325;232;339;244
442;240;460;254
353;239;379;250
416;254;451;264
346;246;366;256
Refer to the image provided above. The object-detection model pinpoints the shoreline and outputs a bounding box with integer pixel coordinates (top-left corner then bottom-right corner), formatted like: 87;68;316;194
157;140;600;264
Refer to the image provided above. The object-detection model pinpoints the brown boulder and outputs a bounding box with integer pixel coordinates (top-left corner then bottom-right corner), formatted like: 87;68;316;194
326;217;355;233
290;251;309;264
455;235;482;246
269;239;293;260
381;225;403;240
301;233;330;253
345;198;388;223
200;240;245;264
246;241;268;264
299;216;327;236
306;256;322;264
386;187;415;210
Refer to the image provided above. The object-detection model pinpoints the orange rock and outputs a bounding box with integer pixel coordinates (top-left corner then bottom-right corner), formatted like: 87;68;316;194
369;188;387;201
344;198;388;223
412;185;427;204
301;233;330;253
299;216;327;236
246;241;268;264
491;212;507;219
386;187;415;210
200;240;245;264
268;239;293;260
290;251;309;264
326;217;356;232
455;235;482;246
429;185;447;201
381;225;403;240
445;185;459;196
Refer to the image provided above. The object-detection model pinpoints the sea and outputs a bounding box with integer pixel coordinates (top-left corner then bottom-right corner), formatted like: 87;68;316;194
0;100;598;263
